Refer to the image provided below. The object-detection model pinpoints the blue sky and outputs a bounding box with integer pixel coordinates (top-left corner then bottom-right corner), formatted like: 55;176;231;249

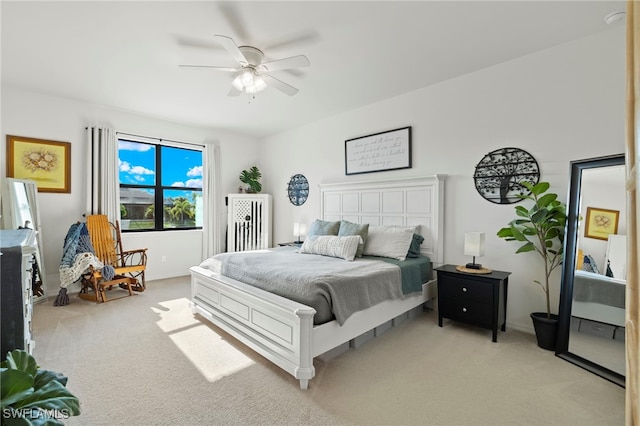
118;140;202;189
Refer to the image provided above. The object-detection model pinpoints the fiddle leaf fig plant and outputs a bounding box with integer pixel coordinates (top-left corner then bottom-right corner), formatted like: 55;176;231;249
1;349;81;425
239;166;262;193
497;181;567;318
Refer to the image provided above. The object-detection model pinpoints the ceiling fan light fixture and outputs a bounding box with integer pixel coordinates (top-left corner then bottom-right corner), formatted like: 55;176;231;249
254;76;267;92
241;68;254;86
231;75;244;91
232;68;267;94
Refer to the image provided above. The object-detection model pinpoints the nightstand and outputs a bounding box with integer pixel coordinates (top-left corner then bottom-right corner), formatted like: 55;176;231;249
435;264;511;342
277;242;303;247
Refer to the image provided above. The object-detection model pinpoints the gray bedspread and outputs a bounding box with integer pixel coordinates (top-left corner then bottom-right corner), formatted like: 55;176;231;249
212;248;403;325
573;270;626;309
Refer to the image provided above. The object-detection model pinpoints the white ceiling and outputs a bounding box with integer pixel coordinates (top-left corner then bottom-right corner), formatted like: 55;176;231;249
1;1;626;139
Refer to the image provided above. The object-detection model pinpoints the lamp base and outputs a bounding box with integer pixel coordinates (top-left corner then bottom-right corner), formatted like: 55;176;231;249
465;262;482;270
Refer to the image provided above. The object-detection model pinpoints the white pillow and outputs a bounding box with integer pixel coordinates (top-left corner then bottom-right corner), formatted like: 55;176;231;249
363;225;416;261
299;235;362;261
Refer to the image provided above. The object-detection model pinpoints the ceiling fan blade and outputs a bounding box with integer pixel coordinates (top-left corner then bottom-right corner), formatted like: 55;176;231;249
258;55;310;73
213;34;248;66
264;31;320;51
262;74;299;96
174;35;223;51
217;2;250;42
227;86;242;97
178;65;237;72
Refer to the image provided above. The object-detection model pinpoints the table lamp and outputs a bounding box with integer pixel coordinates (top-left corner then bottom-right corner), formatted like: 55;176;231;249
464;232;485;269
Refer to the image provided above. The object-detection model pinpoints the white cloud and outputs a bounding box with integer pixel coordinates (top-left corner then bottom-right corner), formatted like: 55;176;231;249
186;178;203;188
119;161;153;176
172;181;186;187
119;141;153;152
130;166;154;175
187;166;202;177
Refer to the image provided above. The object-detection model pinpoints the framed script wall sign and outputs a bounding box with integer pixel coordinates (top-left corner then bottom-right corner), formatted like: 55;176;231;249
6;135;71;193
345;126;411;175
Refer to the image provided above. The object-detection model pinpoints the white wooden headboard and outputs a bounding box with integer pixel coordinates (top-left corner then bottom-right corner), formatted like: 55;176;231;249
319;175;446;266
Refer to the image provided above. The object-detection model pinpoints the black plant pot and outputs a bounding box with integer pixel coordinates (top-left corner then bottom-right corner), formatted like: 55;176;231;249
530;312;559;351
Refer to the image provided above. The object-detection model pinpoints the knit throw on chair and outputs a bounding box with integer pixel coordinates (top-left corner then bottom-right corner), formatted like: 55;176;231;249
56;222;114;306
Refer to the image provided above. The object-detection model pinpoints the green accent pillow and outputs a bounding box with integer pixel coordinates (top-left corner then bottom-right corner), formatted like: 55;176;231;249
338;221;369;257
308;219;340;236
407;233;425;258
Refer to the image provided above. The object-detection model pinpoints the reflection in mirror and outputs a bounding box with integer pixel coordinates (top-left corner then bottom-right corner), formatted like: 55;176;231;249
557;154;626;387
1;178;47;303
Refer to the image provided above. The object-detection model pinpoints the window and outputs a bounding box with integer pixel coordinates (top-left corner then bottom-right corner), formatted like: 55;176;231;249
118;139;203;231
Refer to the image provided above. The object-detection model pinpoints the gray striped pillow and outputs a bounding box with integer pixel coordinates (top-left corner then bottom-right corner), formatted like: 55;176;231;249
299;235;362;261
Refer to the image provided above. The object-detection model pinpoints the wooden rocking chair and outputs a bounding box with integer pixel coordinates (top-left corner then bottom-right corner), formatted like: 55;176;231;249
79;215;148;303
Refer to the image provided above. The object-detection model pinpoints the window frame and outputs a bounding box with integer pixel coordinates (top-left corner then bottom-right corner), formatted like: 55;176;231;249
118;138;203;232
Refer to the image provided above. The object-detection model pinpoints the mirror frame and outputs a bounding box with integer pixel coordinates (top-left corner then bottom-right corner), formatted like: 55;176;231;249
556;153;625;387
1;178;47;302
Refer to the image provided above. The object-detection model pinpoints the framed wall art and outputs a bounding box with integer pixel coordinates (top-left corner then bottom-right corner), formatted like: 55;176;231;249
345;126;411;175
584;207;619;240
6;135;71;193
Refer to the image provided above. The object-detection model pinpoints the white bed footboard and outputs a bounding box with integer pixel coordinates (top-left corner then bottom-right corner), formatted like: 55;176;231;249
191;264;436;389
190;265;316;389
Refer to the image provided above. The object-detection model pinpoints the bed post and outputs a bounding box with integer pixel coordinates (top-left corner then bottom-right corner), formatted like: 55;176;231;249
295;308;315;389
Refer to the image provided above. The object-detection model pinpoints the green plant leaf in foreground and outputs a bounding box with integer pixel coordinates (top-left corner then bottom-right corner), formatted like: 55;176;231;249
1;350;80;425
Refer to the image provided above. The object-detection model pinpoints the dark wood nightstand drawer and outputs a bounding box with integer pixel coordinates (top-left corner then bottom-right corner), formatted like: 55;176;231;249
438;274;493;303
439;297;493;328
435;265;511;342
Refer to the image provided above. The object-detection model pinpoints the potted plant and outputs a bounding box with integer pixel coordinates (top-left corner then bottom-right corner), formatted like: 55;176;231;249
239;166;262;193
1;349;81;424
497;181;567;350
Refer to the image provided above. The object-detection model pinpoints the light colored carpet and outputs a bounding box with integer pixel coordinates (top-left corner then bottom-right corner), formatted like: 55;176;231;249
32;276;625;426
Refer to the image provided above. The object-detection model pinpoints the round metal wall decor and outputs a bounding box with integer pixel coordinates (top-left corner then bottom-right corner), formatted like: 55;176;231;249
473;147;540;204
287;174;309;206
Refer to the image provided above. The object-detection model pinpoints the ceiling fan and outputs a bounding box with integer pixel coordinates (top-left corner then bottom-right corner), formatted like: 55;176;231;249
179;35;310;97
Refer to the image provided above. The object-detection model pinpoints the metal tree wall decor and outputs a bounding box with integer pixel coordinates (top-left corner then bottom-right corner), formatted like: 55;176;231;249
287;174;309;206
473;147;540;204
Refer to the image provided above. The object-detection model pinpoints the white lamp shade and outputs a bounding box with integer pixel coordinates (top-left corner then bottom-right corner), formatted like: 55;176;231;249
464;232;486;257
293;222;307;237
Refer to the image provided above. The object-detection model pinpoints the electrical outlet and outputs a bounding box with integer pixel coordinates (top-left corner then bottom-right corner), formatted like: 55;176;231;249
161;256;167;262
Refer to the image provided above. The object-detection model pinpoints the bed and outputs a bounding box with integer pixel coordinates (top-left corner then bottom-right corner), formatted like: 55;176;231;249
572;269;626;328
189;175;446;389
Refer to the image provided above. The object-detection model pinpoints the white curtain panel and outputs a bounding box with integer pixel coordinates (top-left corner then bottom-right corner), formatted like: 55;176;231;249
86;127;120;222
202;143;222;259
625;1;639;423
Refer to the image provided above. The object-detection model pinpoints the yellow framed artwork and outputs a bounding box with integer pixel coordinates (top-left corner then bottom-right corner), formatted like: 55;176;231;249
6;135;71;193
584;207;619;240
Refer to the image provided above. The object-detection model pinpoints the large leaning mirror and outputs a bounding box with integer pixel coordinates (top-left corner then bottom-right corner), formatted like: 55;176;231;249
557;154;626;387
1;178;47;303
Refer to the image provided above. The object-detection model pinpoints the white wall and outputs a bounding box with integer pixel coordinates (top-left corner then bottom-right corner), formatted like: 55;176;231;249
1;87;260;294
258;27;626;333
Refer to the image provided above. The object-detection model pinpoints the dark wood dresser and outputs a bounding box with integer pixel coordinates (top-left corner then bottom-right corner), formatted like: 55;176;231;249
435;264;511;342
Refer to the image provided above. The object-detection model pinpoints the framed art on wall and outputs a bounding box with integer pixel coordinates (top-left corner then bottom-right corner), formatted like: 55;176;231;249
584;207;619;240
345;126;411;175
6;135;71;193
